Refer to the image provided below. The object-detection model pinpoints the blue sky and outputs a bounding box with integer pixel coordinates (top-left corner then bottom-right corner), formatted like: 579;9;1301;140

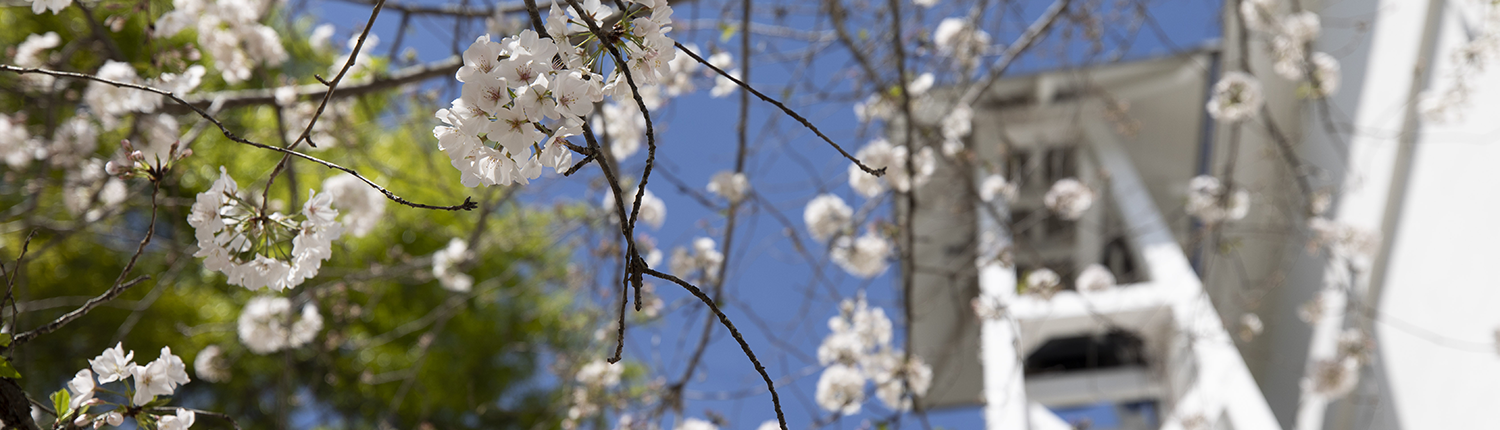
314;0;1224;428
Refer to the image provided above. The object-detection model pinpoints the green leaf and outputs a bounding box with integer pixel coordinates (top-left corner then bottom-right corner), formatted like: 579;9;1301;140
0;358;20;379
719;23;739;43
50;389;70;418
0;333;12;347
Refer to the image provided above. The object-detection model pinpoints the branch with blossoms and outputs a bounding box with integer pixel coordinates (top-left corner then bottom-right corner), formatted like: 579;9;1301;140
0;65;479;213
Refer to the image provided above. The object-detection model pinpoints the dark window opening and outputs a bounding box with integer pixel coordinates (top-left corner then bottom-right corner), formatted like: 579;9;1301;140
1024;330;1147;376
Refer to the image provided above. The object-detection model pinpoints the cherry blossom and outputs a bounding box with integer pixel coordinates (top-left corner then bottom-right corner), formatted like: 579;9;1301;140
830;232;891;278
238;296;324;354
804;194;853;242
1043;178;1094;220
1206;71;1264;123
706;171;750;202
193;345;230;383
1075;264;1117;292
432;238;475;293
1185;175;1250;223
1023;268;1061;299
815;364;866;415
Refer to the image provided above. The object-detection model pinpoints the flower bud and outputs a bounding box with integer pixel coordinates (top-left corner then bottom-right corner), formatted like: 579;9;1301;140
128;151;145;162
104;161;126;176
119;139;134;153
74;414;92;427
105;411;124;426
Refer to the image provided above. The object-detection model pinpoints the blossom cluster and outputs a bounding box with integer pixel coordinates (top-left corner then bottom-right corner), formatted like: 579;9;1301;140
435;0;684;186
432;238;475;293
1302;329;1373;400
1240;0;1341;94
84;62;204;128
802;193;894;279
1043;178;1094;220
58;343;194;429
669;237;725;284
237;295;324;354
1420;1;1500;122
1185;175;1251;223
814;295;933;414
187;167;345;291
1206;71;1264;123
154;0;288;83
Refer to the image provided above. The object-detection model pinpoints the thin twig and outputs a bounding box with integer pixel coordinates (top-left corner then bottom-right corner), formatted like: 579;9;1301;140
258;0;389;210
13;185;162;346
645;268;788;430
673;42;886;177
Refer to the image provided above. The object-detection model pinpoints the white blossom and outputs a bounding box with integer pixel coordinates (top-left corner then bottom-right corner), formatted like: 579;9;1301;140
804;194;853;243
979;175;1017;203
575;359;622;388
815;364;866;415
310;24;336;53
1023;268;1061;299
941;104;973;151
873;354;932;411
1239;313;1264;342
321;173;386;237
1206;71;1263;122
131;347;190;406
432;238;474;293
706;171;750;202
669;237;724;282
1280;11;1321;43
1043;178;1094;220
676;418;716;430
1239;0;1278;33
49;115;99;169
67;369;95;410
933;18;991;72
193;345;230;383
189;168;344;291
1185;175;1250;223
831;232;891;278
1074;264;1116;292
237;296;323;354
84;61;151;127
1303;357;1360;400
848;139;936;197
14;32;60;87
1311;51;1341;96
89;342;136;384
603;188;667;229
29;0;69;14
0;114;39;169
157;408;195;430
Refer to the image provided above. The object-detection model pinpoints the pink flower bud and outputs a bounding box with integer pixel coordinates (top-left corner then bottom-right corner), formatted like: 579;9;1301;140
120;139;134;152
128;151;145;162
104;161;125;176
73;414;91;427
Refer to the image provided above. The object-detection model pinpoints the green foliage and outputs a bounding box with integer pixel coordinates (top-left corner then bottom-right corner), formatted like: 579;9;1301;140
1;3;598;428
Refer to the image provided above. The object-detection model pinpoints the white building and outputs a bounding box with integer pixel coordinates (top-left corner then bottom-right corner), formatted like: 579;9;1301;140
910;0;1500;428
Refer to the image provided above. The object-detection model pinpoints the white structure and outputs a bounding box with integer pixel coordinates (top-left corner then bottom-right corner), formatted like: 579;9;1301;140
910;0;1500;428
